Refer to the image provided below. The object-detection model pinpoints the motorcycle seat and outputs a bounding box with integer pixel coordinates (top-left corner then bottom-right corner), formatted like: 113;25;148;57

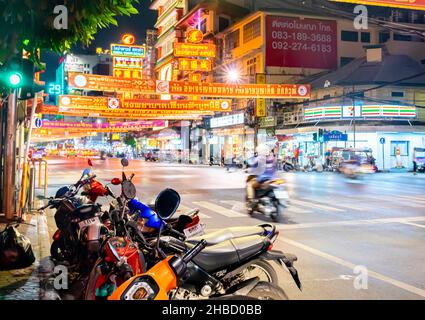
189;235;269;272
186;226;266;246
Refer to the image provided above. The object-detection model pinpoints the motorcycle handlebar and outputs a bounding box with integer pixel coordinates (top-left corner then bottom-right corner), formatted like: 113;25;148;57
182;239;207;264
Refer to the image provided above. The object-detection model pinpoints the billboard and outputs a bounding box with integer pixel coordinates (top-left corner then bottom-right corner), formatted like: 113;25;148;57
266;16;338;69
330;0;425;10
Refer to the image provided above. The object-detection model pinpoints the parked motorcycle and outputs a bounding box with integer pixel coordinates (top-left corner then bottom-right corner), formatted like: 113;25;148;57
246;176;289;222
109;189;292;300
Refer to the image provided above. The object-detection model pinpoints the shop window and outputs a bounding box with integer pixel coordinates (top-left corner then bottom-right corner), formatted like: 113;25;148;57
243;17;261;44
341;30;358;42
226;29;240;50
390;141;409;156
379;32;390;43
391;91;405;98
340;57;355;66
361;32;371;43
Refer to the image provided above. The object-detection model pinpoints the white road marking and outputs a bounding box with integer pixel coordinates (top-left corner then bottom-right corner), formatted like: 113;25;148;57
177;204;211;219
277;216;425;230
192;201;246;218
397;221;425;229
279;236;425;298
290;199;345;212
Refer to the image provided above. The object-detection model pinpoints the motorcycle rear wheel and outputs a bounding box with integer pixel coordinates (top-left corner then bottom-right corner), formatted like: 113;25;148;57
241;260;279;285
246;282;288;300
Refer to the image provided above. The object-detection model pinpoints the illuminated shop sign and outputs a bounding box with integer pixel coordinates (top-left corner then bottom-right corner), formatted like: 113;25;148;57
113;56;143;69
67;73;310;99
305;104;416;120
68;73;154;93
330;0;425;10
113;68;143;79
110;44;146;57
210;113;244;128
186;29;204;43
39;120;166;131
157;80;310;99
174;43;216;58
58;95;231;112
178;58;212;72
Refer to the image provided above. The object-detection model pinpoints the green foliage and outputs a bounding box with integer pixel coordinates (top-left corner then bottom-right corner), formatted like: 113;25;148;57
0;0;140;64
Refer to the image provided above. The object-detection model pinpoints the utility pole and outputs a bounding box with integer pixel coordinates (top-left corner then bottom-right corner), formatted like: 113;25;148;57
352;85;356;148
3;90;17;219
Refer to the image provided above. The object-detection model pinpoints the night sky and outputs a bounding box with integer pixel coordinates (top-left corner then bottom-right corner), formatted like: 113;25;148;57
40;1;157;83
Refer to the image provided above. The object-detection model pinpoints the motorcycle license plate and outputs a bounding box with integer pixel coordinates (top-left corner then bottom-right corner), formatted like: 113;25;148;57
78;217;99;229
274;190;289;199
183;223;205;238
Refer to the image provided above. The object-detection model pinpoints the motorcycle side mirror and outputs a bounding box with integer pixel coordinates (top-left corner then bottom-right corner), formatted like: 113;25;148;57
155;188;181;221
82;168;91;177
121;158;129;167
111;178;122;185
88;159;93;167
122;180;136;199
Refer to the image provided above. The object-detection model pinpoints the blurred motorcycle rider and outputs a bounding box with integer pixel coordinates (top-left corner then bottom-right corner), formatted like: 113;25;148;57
246;144;277;209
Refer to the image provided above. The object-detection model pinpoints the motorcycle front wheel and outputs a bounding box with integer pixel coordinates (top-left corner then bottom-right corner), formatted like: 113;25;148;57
246;282;288;300
50;240;72;262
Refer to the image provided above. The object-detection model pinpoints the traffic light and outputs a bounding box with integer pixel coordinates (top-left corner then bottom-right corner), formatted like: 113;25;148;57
0;57;36;97
314;128;324;142
318;128;324;142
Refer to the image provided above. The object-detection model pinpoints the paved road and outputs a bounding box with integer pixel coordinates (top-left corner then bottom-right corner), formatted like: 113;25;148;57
41;157;425;300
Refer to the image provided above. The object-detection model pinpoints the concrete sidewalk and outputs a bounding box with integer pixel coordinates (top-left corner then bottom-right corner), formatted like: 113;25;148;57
0;202;52;300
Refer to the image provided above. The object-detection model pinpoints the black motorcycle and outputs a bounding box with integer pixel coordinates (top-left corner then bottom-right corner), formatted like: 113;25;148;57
153;223;301;299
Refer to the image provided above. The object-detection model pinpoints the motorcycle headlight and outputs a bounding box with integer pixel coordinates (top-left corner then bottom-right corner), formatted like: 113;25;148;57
121;276;159;300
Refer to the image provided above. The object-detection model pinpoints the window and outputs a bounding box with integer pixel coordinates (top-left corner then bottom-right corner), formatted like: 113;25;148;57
341;30;358;42
219;16;230;32
390;141;409;156
379;32;390;43
393;33;412;41
243;17;261;44
226;29;240;50
361;32;371;43
391;91;405;98
247;57;257;75
340;57;355;66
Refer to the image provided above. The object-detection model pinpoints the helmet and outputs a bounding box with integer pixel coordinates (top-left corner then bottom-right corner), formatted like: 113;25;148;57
55;186;70;198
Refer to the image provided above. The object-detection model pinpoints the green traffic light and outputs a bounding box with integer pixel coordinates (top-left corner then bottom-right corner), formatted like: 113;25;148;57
8;72;23;87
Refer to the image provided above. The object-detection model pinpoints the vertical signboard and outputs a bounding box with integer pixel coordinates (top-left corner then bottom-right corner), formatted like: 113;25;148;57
256;73;266;117
266;16;337;69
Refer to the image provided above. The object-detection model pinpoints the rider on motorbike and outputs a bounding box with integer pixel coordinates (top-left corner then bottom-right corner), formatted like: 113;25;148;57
246;144;277;210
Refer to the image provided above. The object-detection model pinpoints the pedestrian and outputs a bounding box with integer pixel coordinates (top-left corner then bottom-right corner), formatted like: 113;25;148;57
413;160;418;175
